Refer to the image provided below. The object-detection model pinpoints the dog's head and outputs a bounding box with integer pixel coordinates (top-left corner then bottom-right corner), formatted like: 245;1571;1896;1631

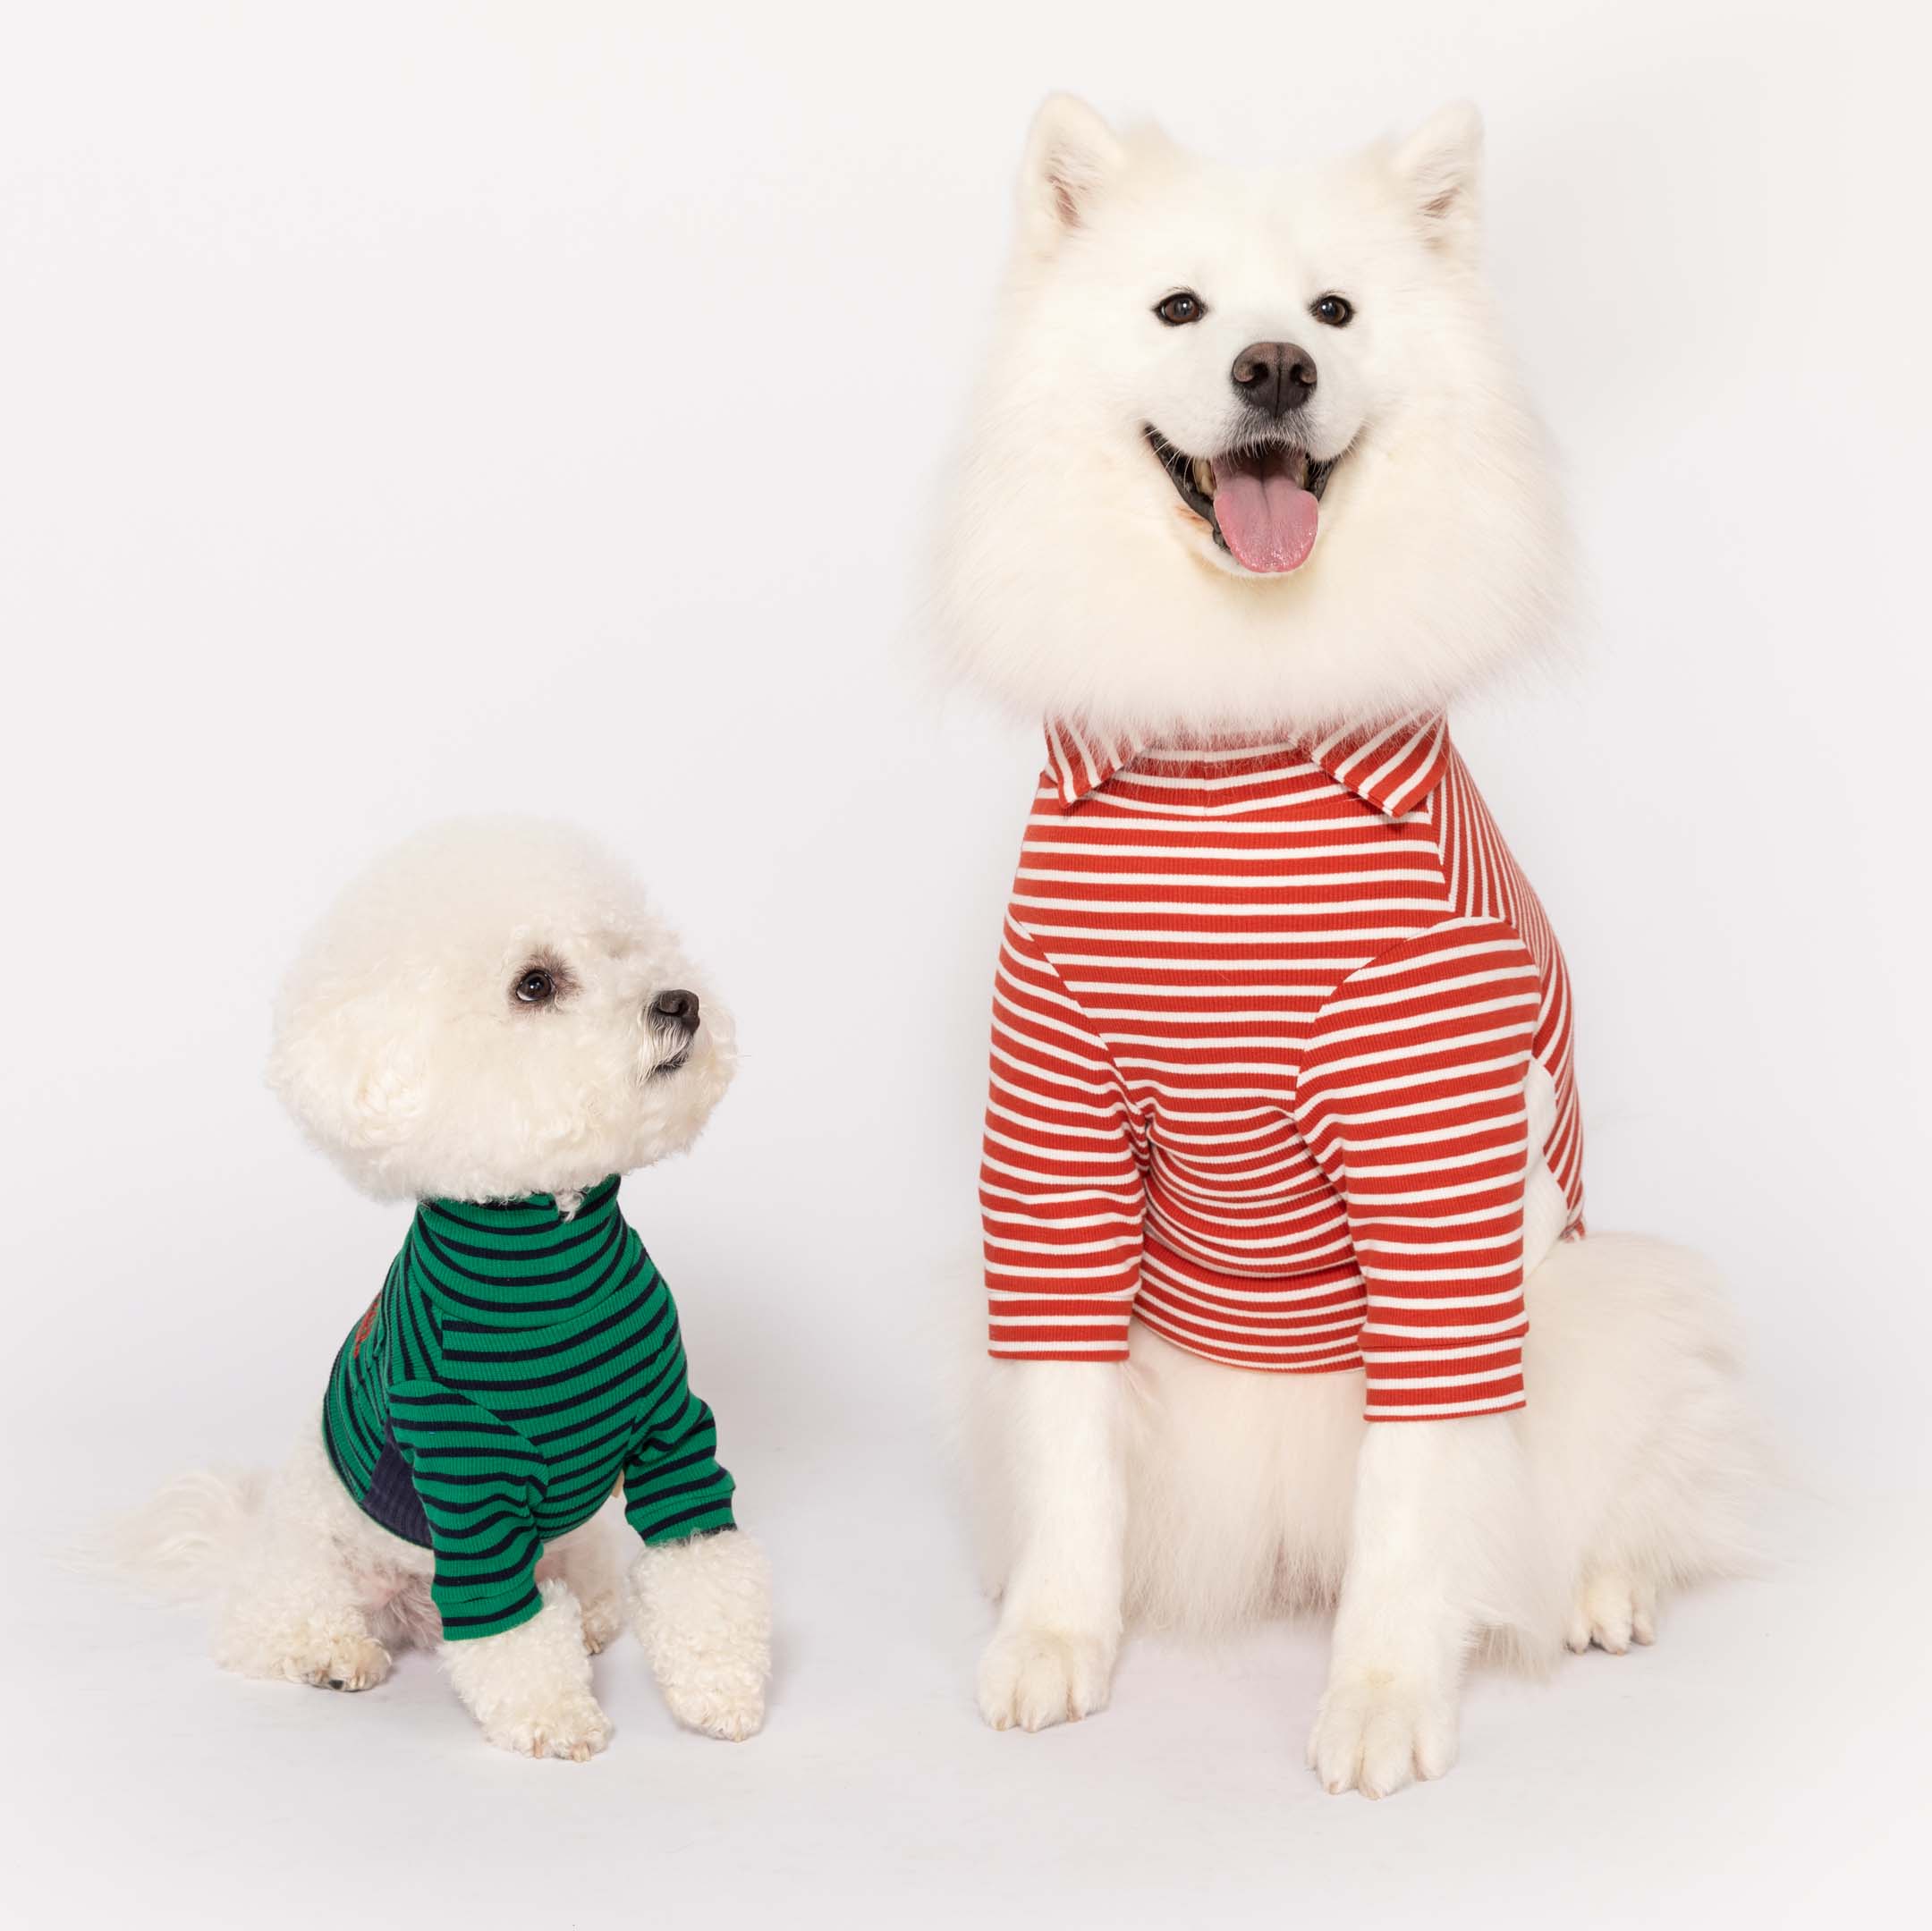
268;819;735;1204
936;98;1573;737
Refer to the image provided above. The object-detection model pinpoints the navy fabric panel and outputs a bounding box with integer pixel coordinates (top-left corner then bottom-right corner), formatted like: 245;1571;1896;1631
357;1425;433;1547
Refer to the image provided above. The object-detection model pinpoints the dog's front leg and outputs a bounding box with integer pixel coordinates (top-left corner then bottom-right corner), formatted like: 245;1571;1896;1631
631;1529;772;1740
442;1579;614;1761
1310;1413;1537;1798
978;1360;1127;1732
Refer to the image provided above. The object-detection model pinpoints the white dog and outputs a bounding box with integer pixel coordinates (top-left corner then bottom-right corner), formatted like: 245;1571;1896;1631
938;97;1760;1797
123;820;770;1760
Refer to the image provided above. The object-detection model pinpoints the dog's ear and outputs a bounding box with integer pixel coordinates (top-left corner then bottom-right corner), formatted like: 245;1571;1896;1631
1019;93;1123;250
267;989;429;1195
1391;101;1483;252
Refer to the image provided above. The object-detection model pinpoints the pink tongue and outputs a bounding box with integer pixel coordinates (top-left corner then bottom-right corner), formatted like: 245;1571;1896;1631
1212;468;1319;573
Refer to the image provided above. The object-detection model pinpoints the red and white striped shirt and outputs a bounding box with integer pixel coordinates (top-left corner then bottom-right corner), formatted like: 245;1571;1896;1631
981;714;1584;1419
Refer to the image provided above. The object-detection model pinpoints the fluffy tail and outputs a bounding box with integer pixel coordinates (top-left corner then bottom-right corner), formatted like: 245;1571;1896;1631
83;1469;266;1605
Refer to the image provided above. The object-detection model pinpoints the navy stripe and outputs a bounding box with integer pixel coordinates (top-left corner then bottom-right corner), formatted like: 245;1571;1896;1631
319;1176;735;1641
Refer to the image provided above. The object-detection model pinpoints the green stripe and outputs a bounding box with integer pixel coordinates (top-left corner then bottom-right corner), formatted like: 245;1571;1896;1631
319;1177;736;1640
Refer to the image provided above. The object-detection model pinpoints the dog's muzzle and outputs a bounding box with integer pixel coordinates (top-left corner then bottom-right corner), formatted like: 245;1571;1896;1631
648;988;699;1073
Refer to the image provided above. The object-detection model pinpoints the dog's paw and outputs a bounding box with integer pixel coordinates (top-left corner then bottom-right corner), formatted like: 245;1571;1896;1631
631;1531;772;1742
1307;1673;1457;1799
445;1579;610;1760
481;1690;614;1764
580;1590;623;1656
660;1671;765;1742
1566;1571;1657;1655
275;1631;392;1693
977;1627;1114;1733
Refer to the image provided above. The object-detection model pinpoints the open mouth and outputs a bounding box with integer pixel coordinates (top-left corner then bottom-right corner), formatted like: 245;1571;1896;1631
1144;427;1343;574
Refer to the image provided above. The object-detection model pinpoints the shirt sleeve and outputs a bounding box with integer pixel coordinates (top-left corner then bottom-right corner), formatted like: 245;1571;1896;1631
386;1383;548;1641
622;1328;737;1545
982;913;1147;1360
1292;917;1543;1421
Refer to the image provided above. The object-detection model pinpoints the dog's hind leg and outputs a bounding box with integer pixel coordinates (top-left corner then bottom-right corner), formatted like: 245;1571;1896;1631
975;1360;1127;1732
539;1509;625;1655
1519;1232;1763;1656
213;1429;393;1692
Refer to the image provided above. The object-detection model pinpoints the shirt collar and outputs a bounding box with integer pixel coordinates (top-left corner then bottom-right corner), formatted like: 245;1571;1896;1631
1043;711;1451;818
1044;719;1148;806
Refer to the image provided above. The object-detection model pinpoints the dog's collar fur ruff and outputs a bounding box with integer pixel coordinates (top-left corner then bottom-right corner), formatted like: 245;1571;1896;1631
1045;711;1451;817
425;1172;622;1241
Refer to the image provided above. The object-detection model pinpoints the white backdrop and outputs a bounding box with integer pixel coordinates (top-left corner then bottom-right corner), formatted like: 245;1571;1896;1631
3;4;1926;1924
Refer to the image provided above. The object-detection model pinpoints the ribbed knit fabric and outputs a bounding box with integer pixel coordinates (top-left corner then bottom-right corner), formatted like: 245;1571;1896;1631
982;714;1584;1419
322;1175;735;1640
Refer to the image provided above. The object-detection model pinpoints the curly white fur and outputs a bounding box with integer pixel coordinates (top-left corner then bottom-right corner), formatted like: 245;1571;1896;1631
630;1531;773;1741
113;820;771;1759
267;817;736;1204
443;1580;613;1763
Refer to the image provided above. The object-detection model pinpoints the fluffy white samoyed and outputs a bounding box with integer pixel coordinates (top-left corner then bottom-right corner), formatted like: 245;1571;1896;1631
938;97;1761;1798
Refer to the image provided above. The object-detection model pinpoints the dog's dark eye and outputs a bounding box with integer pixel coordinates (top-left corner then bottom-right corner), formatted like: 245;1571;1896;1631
513;969;555;1006
1311;293;1354;328
1155;291;1206;326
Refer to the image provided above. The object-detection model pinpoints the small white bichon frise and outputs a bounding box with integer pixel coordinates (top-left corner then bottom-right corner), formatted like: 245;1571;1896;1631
122;818;770;1761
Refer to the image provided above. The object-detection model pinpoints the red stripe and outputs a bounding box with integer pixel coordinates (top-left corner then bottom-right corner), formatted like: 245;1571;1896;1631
982;721;1584;1415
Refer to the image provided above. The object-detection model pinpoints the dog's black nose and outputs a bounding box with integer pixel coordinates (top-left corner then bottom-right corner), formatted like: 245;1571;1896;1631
651;988;700;1029
1230;341;1317;417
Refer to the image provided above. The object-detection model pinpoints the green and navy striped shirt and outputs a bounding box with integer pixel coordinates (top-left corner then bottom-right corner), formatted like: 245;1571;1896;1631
321;1176;736;1641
